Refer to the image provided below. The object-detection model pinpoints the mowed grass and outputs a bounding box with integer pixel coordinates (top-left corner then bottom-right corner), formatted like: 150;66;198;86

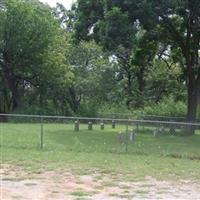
1;122;200;181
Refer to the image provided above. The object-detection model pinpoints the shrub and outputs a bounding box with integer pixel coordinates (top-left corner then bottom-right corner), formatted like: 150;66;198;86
143;96;187;117
77;100;99;117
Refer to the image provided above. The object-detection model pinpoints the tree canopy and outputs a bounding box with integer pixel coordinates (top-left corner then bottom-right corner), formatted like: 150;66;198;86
74;0;200;130
0;0;72;112
0;0;199;134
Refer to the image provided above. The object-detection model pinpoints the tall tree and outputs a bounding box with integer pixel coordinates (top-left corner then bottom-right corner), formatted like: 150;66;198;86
74;0;158;108
74;0;200;129
131;31;158;107
53;3;121;112
67;40;119;112
0;0;72;112
140;0;200;128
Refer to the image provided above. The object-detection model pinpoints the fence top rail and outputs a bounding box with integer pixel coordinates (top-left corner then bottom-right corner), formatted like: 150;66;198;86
0;113;200;127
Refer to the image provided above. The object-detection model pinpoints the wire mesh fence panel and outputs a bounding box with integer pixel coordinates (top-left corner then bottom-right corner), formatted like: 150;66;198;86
0;116;41;149
0;114;200;158
99;112;200;123
125;121;200;159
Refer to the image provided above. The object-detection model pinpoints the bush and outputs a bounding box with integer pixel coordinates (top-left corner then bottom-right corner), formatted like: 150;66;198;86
12;105;62;116
143;96;186;118
77;100;99;117
8;103;73;122
98;97;187;120
98;103;142;119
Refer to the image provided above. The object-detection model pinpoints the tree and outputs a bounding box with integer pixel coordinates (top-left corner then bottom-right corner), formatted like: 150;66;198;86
74;0;200;130
0;0;72;112
139;0;200;131
146;59;185;103
74;1;132;107
53;3;122;113
74;0;158;108
53;2;76;33
130;30;158;107
67;40;120;113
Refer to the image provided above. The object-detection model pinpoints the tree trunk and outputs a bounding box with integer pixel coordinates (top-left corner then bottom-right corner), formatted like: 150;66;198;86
3;51;23;110
185;79;198;135
184;44;200;134
126;70;133;108
67;87;81;112
136;66;145;107
4;70;22;110
187;83;198;122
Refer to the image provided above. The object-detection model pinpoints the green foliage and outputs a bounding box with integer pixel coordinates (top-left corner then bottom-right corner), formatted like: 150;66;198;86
77;100;98;117
144;97;187;118
0;0;72;112
74;0;200;124
145;59;186;102
12;104;65;116
99;103;132;114
96;6;135;50
0;0;199;124
67;40;122;113
98;97;188;120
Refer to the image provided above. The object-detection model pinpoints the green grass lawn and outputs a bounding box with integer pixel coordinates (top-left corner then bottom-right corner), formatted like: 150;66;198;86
1;122;200;181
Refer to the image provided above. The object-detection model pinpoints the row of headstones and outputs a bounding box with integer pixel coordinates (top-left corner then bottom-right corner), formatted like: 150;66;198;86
74;120;136;142
74;120;185;139
74;120;116;131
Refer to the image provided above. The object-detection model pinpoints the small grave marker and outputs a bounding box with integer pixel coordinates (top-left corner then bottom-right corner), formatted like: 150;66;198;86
129;129;135;141
74;120;79;131
88;121;93;130
180;125;187;135
117;131;125;143
100;122;104;130
153;129;158;137
112;120;115;129
159;126;165;133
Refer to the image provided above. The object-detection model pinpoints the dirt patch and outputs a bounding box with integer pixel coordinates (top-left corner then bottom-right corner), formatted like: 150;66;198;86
1;164;200;199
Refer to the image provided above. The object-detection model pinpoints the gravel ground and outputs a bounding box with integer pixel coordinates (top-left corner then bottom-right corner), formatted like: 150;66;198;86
1;164;200;200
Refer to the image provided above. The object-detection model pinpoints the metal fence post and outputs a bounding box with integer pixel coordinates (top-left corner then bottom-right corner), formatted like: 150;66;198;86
141;111;144;131
125;120;129;153
40;116;44;149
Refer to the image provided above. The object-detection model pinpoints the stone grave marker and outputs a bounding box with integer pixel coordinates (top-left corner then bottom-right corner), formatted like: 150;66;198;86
88;121;93;130
74;120;79;131
100;122;104;130
117;131;125;143
112;120;115;129
129;129;135;141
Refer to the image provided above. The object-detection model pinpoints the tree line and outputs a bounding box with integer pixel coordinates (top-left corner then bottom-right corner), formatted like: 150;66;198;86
0;0;199;134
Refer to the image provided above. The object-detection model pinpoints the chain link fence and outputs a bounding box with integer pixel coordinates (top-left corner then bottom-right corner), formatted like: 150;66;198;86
99;112;200;122
1;113;200;157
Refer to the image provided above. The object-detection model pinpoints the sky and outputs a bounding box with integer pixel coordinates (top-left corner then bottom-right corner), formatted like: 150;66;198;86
39;0;75;9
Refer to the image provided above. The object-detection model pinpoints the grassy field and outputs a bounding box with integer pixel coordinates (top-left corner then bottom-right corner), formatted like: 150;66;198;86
1;122;200;181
